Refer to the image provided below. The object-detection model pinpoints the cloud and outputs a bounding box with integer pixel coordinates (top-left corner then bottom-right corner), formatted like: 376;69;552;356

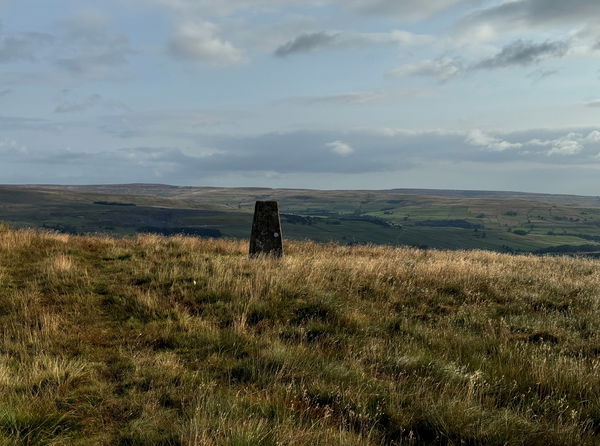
0;71;48;86
274;32;340;57
390;40;568;85
5;127;600;185
151;0;325;17
274;29;431;57
474;39;569;69
527;68;559;83
168;21;245;66
54;94;130;114
346;0;469;19
527;131;600;156
191;128;600;175
391;57;462;82
466;130;523;151
55;94;102;113
586;130;600;143
186;130;419;174
57;46;133;79
547;139;583;156
0;30;53;63
455;1;600;59
56;13;135;79
61;11;115;44
287;91;387;106
0;115;52;131
152;0;465;20
0;137;28;156
465;0;600;29
585;99;600;107
98;109;245;139
326;140;354;156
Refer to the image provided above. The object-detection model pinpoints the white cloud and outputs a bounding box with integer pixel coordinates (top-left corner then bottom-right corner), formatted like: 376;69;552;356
585;130;600;143
326;140;354;156
547;139;583;156
527;131;599;156
466;129;523;151
466;129;600;156
168;21;245;66
60;11;113;44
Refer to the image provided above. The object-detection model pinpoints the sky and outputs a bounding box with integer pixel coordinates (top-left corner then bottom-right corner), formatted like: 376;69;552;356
1;0;600;194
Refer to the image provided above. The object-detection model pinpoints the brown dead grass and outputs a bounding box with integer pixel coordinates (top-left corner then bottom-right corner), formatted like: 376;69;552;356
0;228;598;444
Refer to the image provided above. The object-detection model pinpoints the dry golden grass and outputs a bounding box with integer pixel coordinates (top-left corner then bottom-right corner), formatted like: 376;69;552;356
0;227;599;445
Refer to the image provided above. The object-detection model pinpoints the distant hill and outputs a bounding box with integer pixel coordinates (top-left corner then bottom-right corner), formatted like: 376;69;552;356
3;184;600;254
20;183;600;207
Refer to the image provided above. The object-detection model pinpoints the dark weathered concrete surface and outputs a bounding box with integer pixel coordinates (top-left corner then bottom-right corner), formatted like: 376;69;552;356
249;201;283;257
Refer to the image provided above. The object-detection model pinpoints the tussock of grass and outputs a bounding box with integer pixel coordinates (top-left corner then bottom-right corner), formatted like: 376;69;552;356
0;228;599;444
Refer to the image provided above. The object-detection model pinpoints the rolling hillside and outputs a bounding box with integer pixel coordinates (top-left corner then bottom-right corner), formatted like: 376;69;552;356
0;226;598;444
3;185;600;254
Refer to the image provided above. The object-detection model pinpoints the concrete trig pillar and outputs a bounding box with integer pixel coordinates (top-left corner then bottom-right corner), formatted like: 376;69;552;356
249;201;283;257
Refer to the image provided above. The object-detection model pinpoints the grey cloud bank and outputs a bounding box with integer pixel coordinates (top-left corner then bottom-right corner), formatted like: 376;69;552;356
5;127;600;176
3;126;600;195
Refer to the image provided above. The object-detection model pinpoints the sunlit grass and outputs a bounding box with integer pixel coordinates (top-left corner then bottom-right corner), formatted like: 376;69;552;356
0;227;598;444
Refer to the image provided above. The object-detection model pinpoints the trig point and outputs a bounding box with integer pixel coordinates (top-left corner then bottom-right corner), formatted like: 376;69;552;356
249;201;283;257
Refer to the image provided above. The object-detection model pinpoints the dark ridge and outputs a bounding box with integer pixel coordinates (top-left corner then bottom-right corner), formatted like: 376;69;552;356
94;201;136;207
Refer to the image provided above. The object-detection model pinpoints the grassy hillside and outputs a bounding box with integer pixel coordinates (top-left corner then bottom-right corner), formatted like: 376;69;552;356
4;184;600;255
0;225;599;445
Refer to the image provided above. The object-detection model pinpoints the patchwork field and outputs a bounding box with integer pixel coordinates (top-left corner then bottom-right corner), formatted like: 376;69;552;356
3;184;600;255
0;225;599;444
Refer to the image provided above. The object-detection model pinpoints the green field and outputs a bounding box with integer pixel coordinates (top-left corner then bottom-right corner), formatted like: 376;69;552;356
2;184;600;255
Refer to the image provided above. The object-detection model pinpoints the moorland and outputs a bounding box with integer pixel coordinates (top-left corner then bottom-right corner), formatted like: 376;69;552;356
0;225;599;444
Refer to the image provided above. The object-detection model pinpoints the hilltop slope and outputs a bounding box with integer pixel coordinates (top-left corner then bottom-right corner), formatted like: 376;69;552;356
0;226;599;445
